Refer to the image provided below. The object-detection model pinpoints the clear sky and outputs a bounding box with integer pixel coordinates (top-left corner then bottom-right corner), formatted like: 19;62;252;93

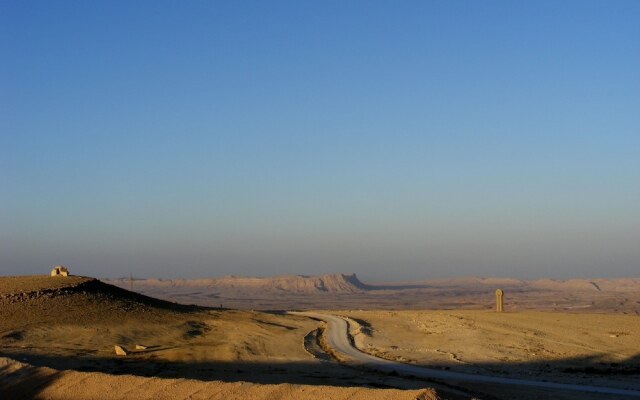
1;1;639;281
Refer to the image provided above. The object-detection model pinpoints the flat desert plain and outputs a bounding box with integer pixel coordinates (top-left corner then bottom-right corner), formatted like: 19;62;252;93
337;310;639;394
2;273;639;400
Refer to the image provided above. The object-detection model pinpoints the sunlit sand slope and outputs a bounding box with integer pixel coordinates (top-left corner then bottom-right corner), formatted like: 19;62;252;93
0;357;437;400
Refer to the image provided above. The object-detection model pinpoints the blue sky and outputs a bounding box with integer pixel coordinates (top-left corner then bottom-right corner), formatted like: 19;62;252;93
1;1;639;280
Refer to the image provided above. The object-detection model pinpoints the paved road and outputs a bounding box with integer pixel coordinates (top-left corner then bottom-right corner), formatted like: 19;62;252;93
293;312;640;397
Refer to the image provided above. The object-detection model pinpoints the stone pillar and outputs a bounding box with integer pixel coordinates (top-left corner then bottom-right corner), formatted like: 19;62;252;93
495;289;504;312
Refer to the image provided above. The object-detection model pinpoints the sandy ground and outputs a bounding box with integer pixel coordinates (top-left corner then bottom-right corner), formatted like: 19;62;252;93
336;310;640;392
3;275;639;399
0;357;436;400
0;276;314;365
0;276;440;399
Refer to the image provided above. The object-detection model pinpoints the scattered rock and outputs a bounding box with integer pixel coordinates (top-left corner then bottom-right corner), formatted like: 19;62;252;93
114;345;128;356
135;345;148;350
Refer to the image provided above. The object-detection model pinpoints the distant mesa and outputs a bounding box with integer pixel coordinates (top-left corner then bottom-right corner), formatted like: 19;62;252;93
269;273;370;293
209;272;371;294
110;273;371;295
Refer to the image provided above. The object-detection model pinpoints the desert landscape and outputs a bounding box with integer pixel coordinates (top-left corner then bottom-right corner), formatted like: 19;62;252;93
106;273;640;314
2;272;639;399
5;1;638;399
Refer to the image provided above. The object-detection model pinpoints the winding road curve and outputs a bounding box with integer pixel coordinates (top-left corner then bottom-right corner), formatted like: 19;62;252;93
293;312;640;397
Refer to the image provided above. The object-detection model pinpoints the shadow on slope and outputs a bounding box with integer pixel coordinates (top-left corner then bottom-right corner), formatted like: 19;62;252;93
1;351;639;400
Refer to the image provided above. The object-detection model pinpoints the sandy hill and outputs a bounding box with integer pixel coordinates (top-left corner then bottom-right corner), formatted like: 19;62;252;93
1;275;439;399
0;356;436;400
0;275;200;328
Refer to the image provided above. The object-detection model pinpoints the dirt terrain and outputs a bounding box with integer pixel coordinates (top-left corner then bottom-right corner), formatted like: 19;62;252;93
0;275;439;399
0;276;313;366
0;357;435;400
2;274;639;399
335;310;640;393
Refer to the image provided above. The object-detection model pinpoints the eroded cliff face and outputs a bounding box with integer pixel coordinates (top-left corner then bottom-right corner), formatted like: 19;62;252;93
108;273;370;295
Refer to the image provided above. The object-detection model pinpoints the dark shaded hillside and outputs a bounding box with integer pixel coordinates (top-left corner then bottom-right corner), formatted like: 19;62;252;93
0;276;205;330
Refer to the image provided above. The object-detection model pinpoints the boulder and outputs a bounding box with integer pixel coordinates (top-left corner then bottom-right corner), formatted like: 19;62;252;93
114;345;128;356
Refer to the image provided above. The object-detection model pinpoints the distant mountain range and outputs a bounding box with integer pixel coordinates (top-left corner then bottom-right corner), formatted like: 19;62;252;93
108;273;370;295
107;273;640;295
105;273;640;312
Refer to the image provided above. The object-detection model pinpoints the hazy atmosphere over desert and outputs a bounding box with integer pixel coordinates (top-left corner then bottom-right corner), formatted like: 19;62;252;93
1;1;639;399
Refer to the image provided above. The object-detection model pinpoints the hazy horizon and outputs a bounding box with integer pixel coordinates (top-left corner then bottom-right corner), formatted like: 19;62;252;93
2;1;639;281
106;271;640;283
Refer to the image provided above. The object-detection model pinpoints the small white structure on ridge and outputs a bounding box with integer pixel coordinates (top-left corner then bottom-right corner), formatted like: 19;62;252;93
50;265;69;277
